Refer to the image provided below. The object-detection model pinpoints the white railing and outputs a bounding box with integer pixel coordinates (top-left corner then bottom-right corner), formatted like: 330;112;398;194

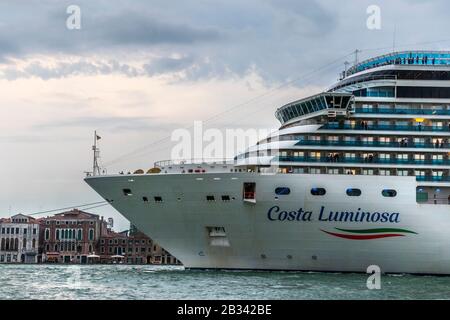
154;158;234;168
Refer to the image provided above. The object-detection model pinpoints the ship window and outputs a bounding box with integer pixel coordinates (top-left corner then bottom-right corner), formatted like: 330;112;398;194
142;196;149;202
206;195;215;201
221;195;231;201
275;187;291;195
382;189;397;197
122;188;133;196
346;188;361;196
154;196;163;202
311;188;326;196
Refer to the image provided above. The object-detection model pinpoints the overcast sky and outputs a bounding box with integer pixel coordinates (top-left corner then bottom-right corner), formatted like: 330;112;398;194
1;0;449;230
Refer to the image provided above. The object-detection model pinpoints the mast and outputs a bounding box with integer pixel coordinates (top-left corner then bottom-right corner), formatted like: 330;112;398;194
354;49;361;66
92;131;101;176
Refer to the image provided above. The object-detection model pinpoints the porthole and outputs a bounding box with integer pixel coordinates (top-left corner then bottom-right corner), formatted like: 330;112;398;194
382;189;397;197
311;188;326;196
221;195;231;201
346;188;361;196
122;188;133;196
275;187;291;195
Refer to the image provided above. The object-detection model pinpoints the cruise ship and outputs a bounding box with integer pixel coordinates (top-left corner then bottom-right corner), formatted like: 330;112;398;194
86;51;450;274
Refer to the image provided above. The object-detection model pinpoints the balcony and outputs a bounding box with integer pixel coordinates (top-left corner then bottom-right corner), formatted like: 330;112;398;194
277;156;450;166
354;108;450;116
322;123;450;132
295;140;449;149
416;176;450;182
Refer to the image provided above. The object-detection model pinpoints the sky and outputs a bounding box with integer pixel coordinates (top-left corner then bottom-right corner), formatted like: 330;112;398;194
1;0;450;231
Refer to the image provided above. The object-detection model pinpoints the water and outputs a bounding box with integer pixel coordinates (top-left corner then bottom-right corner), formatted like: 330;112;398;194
0;264;449;300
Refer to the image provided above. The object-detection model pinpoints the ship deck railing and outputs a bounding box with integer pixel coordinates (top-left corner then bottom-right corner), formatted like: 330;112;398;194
277;156;450;166
154;158;233;168
295;140;449;149
321;123;450;132
354;107;450;116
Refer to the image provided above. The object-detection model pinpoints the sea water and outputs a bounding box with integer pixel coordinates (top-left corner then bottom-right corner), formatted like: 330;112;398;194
0;264;448;300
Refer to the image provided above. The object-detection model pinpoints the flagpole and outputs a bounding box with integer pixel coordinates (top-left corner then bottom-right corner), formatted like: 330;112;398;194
93;130;97;176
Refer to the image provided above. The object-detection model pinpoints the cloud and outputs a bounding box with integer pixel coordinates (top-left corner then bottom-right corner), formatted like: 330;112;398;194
1;0;450;84
1;59;140;80
34;115;180;133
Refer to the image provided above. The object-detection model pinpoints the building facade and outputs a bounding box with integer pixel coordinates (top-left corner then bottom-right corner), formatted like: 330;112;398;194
98;225;181;265
39;209;107;263
0;214;40;263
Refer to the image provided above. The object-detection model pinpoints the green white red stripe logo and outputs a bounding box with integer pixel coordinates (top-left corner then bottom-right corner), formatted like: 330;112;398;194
321;227;418;240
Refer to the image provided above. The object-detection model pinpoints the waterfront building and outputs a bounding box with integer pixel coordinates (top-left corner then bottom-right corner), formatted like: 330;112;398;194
99;225;181;264
39;209;107;263
0;214;40;263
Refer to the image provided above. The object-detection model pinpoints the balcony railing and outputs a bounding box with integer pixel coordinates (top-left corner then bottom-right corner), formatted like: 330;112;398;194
277;156;450;166
416;176;450;182
354;108;450;116
322;123;450;132
295;140;449;149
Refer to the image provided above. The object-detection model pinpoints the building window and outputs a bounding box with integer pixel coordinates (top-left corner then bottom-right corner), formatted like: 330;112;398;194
154;196;163;202
142;196;149;202
89;229;94;241
346;188;361;196
382;189;397;197
206;195;215;201
45;228;50;240
311;188;326;196
275;187;291;195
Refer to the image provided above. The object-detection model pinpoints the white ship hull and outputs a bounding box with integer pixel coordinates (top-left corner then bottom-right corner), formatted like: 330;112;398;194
85;173;450;274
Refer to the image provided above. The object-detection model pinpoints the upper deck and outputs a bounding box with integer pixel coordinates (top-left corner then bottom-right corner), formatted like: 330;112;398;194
346;51;450;77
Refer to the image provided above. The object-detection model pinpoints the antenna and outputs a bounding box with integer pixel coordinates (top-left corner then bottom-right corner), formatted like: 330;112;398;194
344;61;350;78
393;24;397;53
92;131;101;176
354;49;361;66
